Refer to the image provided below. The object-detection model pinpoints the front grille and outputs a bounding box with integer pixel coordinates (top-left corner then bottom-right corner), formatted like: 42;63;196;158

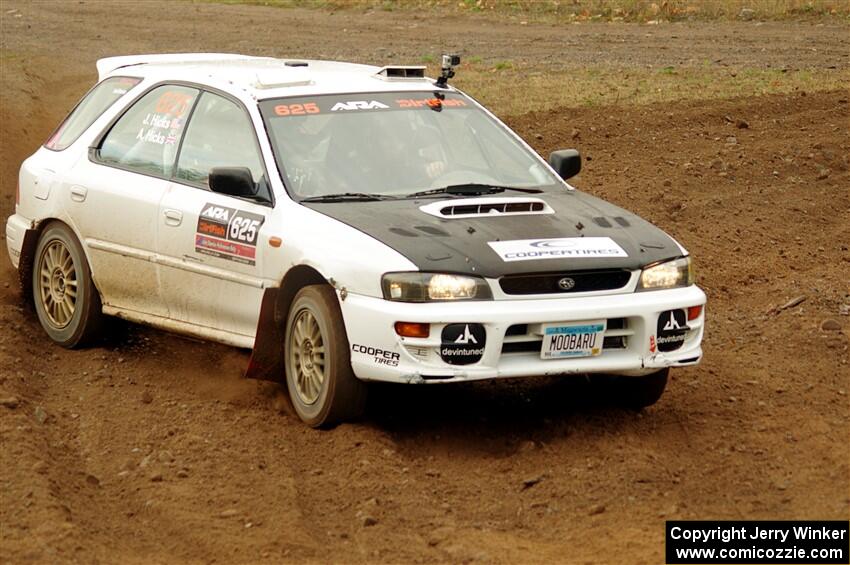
505;324;528;337
499;270;631;295
602;336;627;349
502;341;541;354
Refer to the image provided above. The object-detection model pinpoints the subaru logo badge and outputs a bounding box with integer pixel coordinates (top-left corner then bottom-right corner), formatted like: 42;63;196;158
557;277;576;291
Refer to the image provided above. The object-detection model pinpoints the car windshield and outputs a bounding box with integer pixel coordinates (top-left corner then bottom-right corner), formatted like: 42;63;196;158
259;92;560;200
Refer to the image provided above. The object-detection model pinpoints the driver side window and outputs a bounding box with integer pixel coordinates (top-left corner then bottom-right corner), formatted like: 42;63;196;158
175;92;266;190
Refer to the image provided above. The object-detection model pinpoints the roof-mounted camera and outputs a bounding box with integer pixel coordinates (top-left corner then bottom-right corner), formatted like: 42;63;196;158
435;54;460;88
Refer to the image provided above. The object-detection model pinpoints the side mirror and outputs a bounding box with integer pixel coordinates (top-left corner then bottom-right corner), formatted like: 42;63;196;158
209;167;256;197
549;149;581;180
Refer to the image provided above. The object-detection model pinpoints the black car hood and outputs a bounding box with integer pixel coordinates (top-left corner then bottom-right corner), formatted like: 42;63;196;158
303;190;684;277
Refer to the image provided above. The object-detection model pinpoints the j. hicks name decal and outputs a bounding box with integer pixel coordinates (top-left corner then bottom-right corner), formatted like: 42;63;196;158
196;203;264;265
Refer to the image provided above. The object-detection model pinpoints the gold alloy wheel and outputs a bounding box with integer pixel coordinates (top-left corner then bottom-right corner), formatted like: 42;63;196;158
37;239;78;328
290;308;326;405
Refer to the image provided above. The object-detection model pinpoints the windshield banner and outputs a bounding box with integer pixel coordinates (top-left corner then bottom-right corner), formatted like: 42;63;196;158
263;92;473;117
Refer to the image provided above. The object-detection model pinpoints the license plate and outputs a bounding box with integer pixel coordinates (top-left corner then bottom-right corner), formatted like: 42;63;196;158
541;320;606;359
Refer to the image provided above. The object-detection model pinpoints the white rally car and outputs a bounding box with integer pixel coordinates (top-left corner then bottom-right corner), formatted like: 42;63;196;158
6;53;705;426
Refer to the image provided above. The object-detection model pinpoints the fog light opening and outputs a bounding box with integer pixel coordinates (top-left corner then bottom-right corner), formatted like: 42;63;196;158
394;322;430;338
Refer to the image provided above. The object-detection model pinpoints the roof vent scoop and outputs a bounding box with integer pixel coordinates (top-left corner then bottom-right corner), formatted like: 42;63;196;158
419;197;555;219
375;66;427;80
253;69;313;89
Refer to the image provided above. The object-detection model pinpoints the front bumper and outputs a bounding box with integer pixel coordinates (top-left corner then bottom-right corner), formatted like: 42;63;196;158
5;213;31;269
340;285;706;384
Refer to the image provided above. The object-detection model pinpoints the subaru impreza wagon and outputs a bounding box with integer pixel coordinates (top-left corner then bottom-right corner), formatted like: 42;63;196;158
6;53;705;426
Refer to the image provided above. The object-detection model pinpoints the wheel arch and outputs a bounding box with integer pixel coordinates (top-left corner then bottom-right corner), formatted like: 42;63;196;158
274;265;330;328
27;218;105;348
18;218;100;305
245;264;332;381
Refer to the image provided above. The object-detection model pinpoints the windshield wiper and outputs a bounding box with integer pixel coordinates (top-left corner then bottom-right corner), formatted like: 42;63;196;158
407;183;543;199
300;192;398;203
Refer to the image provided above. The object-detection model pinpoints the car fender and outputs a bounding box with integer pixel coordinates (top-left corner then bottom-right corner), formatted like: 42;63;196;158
246;203;416;381
263;200;417;298
16;155;104;302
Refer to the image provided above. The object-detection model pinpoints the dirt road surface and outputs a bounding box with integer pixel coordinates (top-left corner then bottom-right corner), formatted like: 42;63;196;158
1;2;848;563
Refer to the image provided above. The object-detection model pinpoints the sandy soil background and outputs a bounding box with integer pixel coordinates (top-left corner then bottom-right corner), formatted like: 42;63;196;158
0;1;848;563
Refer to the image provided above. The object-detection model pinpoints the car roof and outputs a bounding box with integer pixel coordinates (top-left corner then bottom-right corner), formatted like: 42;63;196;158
96;53;452;100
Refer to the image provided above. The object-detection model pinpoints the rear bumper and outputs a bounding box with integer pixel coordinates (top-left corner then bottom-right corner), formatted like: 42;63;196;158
5;213;32;269
340;285;706;384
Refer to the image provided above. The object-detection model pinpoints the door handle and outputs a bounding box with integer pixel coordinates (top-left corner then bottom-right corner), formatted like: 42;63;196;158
69;185;87;202
163;209;183;226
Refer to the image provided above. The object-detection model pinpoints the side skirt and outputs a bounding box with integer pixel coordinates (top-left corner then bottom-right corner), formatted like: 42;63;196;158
102;305;255;349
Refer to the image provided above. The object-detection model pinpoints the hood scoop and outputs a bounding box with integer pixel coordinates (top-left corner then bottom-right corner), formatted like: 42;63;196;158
419;197;555;219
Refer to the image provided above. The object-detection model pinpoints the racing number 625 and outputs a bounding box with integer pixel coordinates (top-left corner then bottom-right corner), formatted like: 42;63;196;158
274;103;320;116
229;216;261;244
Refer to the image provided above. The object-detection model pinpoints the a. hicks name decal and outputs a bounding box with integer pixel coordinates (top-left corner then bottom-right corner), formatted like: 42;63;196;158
135;89;196;147
195;203;265;266
488;237;628;262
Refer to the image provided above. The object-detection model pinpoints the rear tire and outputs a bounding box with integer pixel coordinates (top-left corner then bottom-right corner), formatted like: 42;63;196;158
32;222;103;348
592;368;669;409
284;285;367;427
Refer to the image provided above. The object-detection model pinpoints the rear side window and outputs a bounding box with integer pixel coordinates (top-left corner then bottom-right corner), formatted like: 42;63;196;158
45;77;141;151
97;85;199;178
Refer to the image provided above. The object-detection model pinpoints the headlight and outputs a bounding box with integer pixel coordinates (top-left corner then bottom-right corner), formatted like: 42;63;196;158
637;257;694;291
381;273;493;302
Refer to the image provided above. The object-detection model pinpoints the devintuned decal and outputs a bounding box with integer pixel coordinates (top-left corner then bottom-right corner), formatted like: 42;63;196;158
488;237;628;262
351;344;400;367
440;324;486;365
656;309;687;352
195;203;265;265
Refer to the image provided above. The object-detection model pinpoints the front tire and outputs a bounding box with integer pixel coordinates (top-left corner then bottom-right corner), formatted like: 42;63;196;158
32;222;103;348
592;368;669;409
284;285;367;427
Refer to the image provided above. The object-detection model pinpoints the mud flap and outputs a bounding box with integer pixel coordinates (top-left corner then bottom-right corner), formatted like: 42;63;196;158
18;228;39;303
244;288;284;381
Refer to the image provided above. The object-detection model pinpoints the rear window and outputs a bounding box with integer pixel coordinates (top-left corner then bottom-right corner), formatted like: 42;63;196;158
45;76;142;151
